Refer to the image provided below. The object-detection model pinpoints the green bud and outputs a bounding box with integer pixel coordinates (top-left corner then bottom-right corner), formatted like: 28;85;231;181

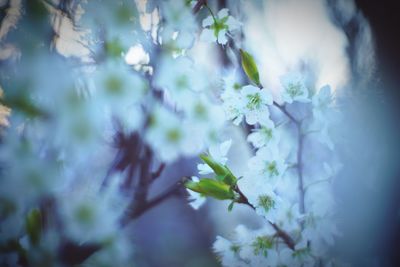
185;178;235;200
240;49;261;87
215;171;237;187
25;208;42;245
199;154;237;186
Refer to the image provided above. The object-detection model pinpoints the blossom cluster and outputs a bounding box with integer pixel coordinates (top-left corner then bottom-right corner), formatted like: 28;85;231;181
185;4;345;267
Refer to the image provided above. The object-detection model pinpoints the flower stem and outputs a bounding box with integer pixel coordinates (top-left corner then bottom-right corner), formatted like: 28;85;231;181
205;3;218;24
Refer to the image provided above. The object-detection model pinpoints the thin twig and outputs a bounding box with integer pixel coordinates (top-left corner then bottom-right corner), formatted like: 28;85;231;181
151;163;166;180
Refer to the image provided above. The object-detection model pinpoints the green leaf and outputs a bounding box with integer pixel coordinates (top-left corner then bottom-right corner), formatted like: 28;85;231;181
228;201;235;212
240;49;261;87
25;208;42;245
185;178;235;200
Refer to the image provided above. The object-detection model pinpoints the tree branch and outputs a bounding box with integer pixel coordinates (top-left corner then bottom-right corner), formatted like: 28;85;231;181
192;0;207;14
120;181;182;226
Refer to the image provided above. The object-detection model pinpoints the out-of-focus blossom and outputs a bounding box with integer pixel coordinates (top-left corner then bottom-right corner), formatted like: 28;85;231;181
280;72;309;103
247;117;280;149
159;0;197;49
200;8;241;45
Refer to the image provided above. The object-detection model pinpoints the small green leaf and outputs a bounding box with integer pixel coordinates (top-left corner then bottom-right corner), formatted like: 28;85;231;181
240;49;261;87
25;208;42;245
228;201;235;212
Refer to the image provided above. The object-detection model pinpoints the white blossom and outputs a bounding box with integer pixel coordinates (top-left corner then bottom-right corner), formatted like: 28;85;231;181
200;8;241;45
248;146;286;182
240;85;273;125
247;117;280;149
280;72;309;103
145;105;191;163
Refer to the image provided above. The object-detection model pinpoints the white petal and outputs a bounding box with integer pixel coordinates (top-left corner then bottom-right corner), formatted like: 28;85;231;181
197;163;213;175
217;8;229;19
187;190;206;209
226;16;240;31
200;29;216;43
260;89;273;105
241;84;259;95
319;84;331;100
220;139;232;156
232;114;243;125
202;15;214;27
245;111;258;125
217;30;228;45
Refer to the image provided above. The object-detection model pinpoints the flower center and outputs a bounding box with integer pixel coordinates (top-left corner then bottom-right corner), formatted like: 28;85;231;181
261;127;273;140
265;161;279;177
252;235;273;257
175;75;189;90
105;75;123;94
286;82;304;97
166;128;181;142
246;93;262;110
211;16;229;38
258;195;275;213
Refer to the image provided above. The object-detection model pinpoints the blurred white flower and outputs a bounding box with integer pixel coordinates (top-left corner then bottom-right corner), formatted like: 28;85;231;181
302;213;340;250
159;0;197;49
154;55;207;107
280;72;309;103
247;117;280;149
200;8;241;45
59;187;123;243
248;146;286;182
312;84;333;121
145;105;188;163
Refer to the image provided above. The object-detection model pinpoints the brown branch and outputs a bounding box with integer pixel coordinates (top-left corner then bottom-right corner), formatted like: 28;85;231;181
120;181;182;227
151;163;166;180
192;0;207;14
